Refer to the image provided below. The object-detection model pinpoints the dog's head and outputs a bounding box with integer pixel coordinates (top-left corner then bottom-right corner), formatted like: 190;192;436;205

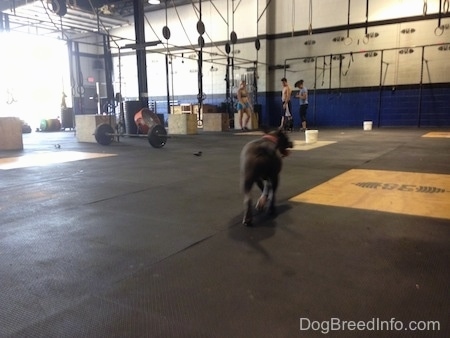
275;128;294;156
262;127;293;157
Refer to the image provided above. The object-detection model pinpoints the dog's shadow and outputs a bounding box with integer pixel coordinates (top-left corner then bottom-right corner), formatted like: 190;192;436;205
228;204;292;260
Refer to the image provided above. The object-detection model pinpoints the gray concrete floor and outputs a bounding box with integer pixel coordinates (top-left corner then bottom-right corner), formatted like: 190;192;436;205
1;127;449;337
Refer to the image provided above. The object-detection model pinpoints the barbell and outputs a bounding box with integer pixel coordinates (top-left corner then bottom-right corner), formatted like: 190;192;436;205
94;123;168;148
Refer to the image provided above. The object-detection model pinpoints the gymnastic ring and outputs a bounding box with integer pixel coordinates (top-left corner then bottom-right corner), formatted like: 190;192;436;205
444;0;449;13
434;25;444;36
344;36;353;45
362;35;370;44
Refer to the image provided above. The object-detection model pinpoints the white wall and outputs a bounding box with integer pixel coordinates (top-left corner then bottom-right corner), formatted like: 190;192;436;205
107;0;450;97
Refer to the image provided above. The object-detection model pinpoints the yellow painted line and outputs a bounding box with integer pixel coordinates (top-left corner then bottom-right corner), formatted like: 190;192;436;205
233;131;264;136
290;169;450;220
422;131;450;138
0;151;117;170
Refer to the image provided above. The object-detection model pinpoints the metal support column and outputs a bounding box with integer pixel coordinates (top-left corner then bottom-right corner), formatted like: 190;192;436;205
103;34;115;116
133;0;148;107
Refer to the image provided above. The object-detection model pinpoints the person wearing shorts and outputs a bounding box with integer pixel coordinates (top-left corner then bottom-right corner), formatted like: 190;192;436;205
280;77;292;130
237;80;252;131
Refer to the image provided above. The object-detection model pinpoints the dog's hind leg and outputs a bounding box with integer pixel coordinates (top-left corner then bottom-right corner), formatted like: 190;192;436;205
268;176;279;216
255;180;271;211
242;180;254;226
243;192;253;226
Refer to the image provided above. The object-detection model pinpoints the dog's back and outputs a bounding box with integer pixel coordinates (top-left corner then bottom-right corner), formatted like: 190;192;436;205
240;137;282;187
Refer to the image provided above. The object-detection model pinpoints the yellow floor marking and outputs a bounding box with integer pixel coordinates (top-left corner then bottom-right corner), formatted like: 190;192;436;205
0;151;117;170
422;131;450;138
292;140;336;151
233;131;264;136
290;169;450;220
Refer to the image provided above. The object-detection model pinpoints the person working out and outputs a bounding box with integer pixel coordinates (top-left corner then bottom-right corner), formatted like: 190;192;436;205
237;80;252;131
280;77;292;131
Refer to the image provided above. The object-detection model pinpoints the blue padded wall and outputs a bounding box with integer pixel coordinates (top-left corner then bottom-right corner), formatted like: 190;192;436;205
140;83;449;129
262;84;450;128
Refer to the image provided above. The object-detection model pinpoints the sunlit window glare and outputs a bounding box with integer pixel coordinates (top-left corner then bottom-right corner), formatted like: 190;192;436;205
0;32;70;129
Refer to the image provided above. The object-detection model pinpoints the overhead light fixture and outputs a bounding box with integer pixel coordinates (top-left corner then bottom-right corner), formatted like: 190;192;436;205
148;0;160;4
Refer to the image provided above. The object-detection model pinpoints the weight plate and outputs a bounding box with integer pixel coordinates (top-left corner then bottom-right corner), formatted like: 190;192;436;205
95;123;114;146
197;20;205;35
162;26;171;40
148;124;167;148
230;31;238;44
255;38;261;50
225;42;231;54
198;35;205;48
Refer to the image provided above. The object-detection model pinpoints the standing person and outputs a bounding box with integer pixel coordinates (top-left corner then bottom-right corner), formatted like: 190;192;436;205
237;80;252;131
280;77;292;131
295;79;308;131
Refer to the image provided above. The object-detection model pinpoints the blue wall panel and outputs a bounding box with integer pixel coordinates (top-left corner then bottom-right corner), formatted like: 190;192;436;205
144;83;449;129
263;84;450;128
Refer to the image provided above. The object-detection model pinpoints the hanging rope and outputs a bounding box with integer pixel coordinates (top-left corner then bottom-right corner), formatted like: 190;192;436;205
365;0;369;35
434;0;444;35
172;0;195;48
342;52;353;76
321;56;327;87
308;0;313;35
345;0;353;45
291;0;295;37
189;0;227;58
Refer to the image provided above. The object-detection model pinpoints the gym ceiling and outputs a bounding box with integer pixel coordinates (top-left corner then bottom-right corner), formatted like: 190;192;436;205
0;0;192;38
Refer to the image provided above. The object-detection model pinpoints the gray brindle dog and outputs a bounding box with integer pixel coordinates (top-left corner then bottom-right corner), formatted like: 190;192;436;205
240;128;293;226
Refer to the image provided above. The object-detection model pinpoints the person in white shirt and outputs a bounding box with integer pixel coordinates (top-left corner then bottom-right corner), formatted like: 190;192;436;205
295;79;308;131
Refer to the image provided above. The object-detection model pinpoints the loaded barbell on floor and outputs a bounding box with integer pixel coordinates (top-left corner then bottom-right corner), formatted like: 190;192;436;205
94;123;168;148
